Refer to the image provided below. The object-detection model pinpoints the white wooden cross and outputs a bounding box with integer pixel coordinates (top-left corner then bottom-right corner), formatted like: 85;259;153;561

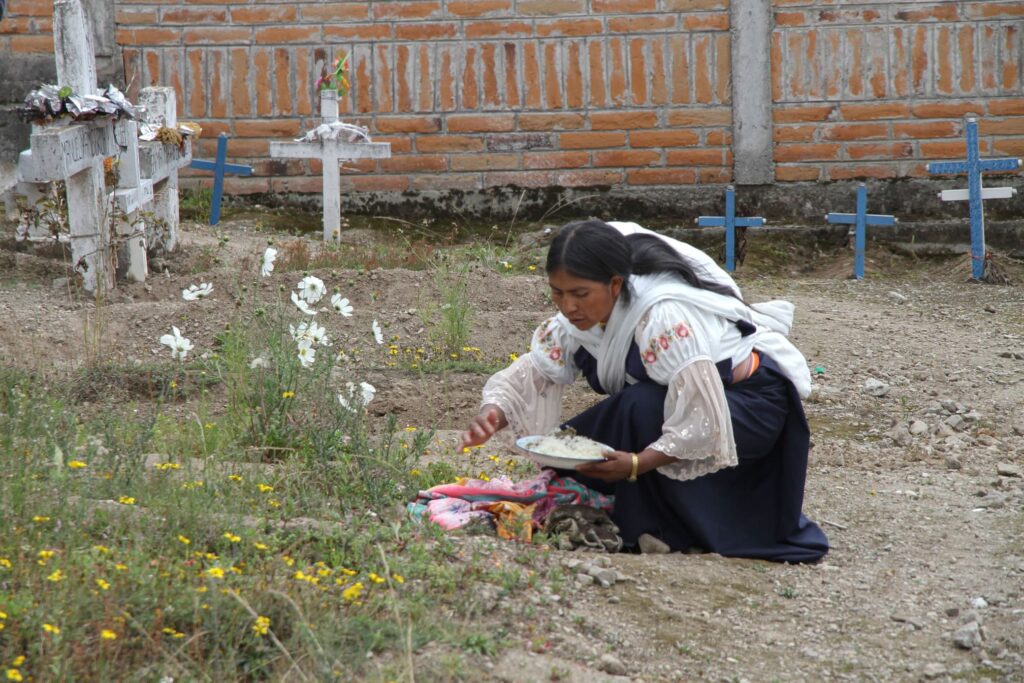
15;0;114;293
138;87;191;254
269;89;390;242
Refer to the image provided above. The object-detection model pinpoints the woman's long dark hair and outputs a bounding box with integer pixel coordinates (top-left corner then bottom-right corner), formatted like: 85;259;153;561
546;219;741;304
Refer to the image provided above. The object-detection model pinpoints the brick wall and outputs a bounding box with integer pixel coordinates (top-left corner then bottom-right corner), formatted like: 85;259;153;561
772;0;1024;183
2;0;1022;202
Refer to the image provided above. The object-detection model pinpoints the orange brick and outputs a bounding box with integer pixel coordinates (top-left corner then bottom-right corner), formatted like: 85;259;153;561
770;126;811;143
609;37;628;105
352;175;410;192
560;132;627;149
626;168;697;185
992;138;1024;156
294;49;312;116
375;116;441;134
417;135;486;153
911;102;982;119
556;170;623;187
775;165;821;182
465;21;532;38
230;49;250;116
666;149;726;165
447;0;512;17
827;164;897;180
536;18;604;37
841;103;910;120
705;130;732;146
650;37;668;106
774;11;807;27
523;151;591;169
893;5;959;22
683;13;729;31
7;0;55;17
518;0;585;14
770;33;782;101
544;42;563;109
818;8;884;24
164;8;230;23
715;34;730;103
505;43;521;107
481;44;501;107
663;0;727;9
373;1;442;20
970;3;1024;19
222;177;271;194
300;3;371;22
989;99;1024;116
484;171;554;188
395;22;458;40
698;168;732;183
522;43;542;108
670;35;691;104
590;111;659;130
372;136;414;154
437;47;455;111
609;16;676;32
324;24;393;40
664;109;729;128
253;49;273;115
979;118;1024;135
231;6;295;23
565;41;584;108
462;45;479;109
184;27;252;45
271;176;324;194
447;114;515;133
629;39;648;106
226;138;269;157
234;119;302;137
773;143;841;162
380;155;448;173
846;142;914;160
911;26;928;92
919;141;969;158
593;150;661;167
936;26;954;95
520;113;586;131
255;27;321;44
893;121;960;139
10;35;54;52
116;28;179;46
412;174;480;191
693;35;712;103
210;51;228;118
630;130;700;147
395;45;413;112
592;0;656;12
275;48;292;115
450;154;519;171
822;123;889;141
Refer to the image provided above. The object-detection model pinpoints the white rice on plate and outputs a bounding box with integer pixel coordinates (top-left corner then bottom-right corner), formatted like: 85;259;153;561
521;433;611;460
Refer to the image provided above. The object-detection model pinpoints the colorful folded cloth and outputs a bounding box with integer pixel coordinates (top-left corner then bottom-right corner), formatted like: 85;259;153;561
407;470;614;534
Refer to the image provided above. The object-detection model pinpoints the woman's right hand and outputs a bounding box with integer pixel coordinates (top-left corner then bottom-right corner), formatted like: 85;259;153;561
459;404;508;450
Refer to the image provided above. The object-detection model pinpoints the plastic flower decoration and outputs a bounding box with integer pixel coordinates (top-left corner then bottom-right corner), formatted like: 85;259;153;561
160;326;193;361
372;319;384;345
338;381;376;410
261;247;278;277
316;52;351;97
291;291;316;316
331;293;353;317
182;282;213;301
297;275;326;304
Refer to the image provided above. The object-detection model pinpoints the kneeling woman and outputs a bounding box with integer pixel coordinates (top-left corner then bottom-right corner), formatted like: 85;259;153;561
460;220;828;563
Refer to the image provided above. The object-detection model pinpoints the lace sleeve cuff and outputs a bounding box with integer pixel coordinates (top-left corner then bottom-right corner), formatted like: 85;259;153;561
481;355;565;438
650;358;738;482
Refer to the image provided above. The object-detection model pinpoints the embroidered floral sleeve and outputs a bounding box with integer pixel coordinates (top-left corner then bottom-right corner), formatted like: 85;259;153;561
528;316;579;385
636;301;737;481
481;355;566;438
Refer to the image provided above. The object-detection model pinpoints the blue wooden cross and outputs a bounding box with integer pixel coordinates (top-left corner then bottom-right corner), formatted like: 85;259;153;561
926;116;1021;280
696;185;766;271
825;183;898;280
188;133;254;225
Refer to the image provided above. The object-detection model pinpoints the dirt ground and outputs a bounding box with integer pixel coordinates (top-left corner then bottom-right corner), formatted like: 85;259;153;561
1;215;1023;682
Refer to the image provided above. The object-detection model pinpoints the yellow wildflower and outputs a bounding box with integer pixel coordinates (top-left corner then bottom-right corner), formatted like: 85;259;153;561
0;611;6;619
114;563;128;571
392;573;405;584
100;629;117;640
93;545;110;553
368;572;385;584
257;484;273;493
281;391;294;399
228;474;243;482
155;462;181;471
528;265;537;271
268;499;281;508
253;542;268;550
206;567;225;579
282;555;295;567
177;535;191;545
6;669;23;682
31;516;50;523
46;569;64;582
340;567;357;576
252;615;271;636
169;380;177;389
42;623;60;635
68;460;87;469
223;532;241;543
509;352;519;361
96;578;110;591
0;558;12;569
342;582;364;602
10;660;22;669
118;496;136;506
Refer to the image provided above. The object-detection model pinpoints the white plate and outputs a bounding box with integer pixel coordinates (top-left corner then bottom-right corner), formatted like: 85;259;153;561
515;435;613;470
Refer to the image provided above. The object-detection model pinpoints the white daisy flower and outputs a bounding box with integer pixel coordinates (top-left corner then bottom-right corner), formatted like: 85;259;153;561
296;339;316;368
297;275;326;304
331;293;353;317
291;291;317;316
260;247;278;277
371;319;383;345
159;326;193;361
181;282;213;301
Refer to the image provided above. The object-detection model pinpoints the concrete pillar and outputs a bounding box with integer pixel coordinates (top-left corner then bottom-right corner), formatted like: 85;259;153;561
731;0;774;185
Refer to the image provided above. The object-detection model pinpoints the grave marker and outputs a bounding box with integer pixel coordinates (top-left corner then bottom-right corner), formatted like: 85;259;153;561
696;185;766;272
269;89;391;242
927;116;1022;280
139;87;190;252
188;133;253;226
825;183;898;280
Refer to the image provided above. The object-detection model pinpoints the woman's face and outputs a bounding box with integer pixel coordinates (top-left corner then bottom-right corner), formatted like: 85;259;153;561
548;268;623;331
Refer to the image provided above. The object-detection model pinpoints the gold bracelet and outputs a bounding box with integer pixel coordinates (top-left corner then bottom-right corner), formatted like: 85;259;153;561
628;453;639;482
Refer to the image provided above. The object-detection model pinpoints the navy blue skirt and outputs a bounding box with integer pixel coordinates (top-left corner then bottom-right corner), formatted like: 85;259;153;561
561;354;829;563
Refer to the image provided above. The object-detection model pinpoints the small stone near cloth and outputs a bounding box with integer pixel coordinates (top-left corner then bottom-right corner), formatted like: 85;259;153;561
544;504;622;553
